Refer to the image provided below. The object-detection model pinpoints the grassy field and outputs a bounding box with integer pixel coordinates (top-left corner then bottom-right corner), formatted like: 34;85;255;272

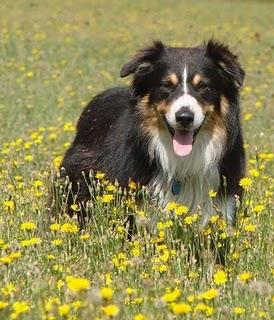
0;0;273;319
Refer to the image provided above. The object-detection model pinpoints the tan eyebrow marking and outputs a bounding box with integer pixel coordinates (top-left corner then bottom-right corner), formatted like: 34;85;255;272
192;74;203;86
167;73;179;86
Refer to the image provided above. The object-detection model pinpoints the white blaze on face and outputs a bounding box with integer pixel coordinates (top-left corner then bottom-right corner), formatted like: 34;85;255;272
164;63;205;157
183;64;188;94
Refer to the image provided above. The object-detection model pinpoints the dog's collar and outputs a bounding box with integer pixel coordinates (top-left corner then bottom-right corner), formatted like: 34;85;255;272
171;179;181;195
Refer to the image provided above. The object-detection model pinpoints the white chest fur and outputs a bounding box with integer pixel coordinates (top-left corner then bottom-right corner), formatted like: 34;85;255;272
149;130;225;224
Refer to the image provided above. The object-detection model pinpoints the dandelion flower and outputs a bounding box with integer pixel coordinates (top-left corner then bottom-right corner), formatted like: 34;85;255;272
238;272;253;282
95;172;105;179
3;200;15;211
102;304;120;317
100;287;114;300
50;223;61;231
172;302;192;314
20;237;42;247
213;270;228;285
200;288;219;300
162;288;181;303
11;301;30;319
184;214;199;225
66;276;90;293
70;203;80;211
0;301;8;310
239;177;252;190
244;224;257;232
209;190;217;198
134;314;147;320
60;223;79;233
58;304;70;316
20;222;36;231
102;194;114;203
233;306;246;315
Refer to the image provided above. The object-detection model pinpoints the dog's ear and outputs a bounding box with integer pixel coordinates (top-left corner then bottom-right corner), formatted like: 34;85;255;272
206;40;245;88
120;41;165;78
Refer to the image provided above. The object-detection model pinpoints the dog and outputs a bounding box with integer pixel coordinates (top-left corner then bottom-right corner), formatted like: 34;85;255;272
60;40;245;225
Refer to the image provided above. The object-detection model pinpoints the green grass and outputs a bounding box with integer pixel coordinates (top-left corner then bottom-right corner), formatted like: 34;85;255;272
0;0;273;319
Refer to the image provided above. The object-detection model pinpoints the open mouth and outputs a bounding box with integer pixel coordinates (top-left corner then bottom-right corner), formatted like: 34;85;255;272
163;116;202;157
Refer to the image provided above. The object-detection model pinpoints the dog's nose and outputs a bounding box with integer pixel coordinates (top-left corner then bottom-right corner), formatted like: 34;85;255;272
175;108;194;127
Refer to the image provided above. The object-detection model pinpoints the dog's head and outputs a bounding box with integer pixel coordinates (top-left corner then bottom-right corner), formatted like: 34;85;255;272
120;40;245;157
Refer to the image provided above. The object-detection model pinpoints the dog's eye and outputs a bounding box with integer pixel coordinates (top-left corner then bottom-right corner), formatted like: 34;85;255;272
161;80;176;92
196;81;211;91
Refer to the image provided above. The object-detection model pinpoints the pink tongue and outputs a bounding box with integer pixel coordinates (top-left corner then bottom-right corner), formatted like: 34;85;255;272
173;130;194;157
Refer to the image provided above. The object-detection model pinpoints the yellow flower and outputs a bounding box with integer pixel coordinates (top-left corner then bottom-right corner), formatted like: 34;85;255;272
1;283;16;296
66;276;90;293
33;180;43;187
102;304;120;317
175;205;188;215
249;169;259;177
71;300;83;310
0;256;12;264
11;301;30;319
129;181;137;190
105;273;112;286
184;214;199;225
53;155;63;170
239;177;252;190
100;287;114;300
26;71;34;78
194;303;214;316
70;203;80;211
200;288;219;300
95;172;105;179
102;194;114;203
52;239;63;246
63;122;75;132
79;233;90;240
45;297;60;312
234;306;246;315
0;301;8;310
60;223;79;233
24;155;34;162
58;304;70;316
106;184;117;192
172;302;192;314
50;223;61;231
132;297;144;305
20;222;36;231
213;270;228;285
125;287;135;296
188;271;199;279
3;200;15;211
244;112;252;121
238;272;253;282
209;190;217;198
244;224;256;232
253;204;265;214
210;215;219;223
166;202;178;211
20;237;42;247
9;252;22;260
134;314;146;320
162;288;181;303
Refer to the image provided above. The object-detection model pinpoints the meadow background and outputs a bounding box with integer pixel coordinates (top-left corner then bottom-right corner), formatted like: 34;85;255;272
0;0;273;319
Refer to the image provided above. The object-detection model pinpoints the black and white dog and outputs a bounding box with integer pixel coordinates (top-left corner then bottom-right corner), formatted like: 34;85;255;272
61;40;245;224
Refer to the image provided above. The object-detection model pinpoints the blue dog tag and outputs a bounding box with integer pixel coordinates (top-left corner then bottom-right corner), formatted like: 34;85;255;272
171;179;181;195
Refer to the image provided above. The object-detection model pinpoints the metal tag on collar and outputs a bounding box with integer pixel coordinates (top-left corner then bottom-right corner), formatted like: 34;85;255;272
171;179;181;195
